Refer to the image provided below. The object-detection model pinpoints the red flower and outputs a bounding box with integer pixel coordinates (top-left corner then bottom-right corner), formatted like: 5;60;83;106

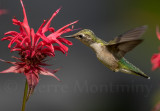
152;101;160;111
151;53;160;70
0;9;7;16
0;0;78;96
151;27;160;70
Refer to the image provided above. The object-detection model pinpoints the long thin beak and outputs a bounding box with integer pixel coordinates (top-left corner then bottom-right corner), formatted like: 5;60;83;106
60;35;75;38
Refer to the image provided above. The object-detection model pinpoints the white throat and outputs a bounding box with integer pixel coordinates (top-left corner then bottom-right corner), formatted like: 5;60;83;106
90;43;103;53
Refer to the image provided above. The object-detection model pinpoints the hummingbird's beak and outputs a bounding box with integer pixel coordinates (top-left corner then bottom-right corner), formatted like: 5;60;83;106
60;35;75;38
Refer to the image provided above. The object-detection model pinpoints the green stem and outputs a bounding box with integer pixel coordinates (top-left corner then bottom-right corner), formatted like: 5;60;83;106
21;80;28;111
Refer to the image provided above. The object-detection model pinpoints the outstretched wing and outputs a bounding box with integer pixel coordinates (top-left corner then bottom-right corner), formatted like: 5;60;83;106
106;25;147;59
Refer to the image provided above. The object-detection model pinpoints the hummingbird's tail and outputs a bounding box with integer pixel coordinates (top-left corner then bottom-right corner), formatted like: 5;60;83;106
118;58;150;79
119;68;150;79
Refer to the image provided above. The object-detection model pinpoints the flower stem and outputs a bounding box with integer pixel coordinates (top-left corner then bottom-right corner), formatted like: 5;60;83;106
21;80;28;111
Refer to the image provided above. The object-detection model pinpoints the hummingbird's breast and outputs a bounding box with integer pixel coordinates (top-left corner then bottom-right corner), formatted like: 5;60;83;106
90;43;119;71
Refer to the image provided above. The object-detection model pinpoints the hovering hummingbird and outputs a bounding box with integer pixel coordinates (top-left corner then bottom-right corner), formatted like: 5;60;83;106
63;26;150;79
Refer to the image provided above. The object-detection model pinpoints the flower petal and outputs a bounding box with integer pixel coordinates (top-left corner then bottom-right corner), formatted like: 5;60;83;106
40;68;60;81
1;36;13;41
152;101;160;111
54;46;65;54
157;26;160;40
25;72;39;99
12;17;22;26
58;38;72;45
0;59;16;65
151;53;160;70
48;27;55;32
54;39;68;53
152;63;160;70
55;20;78;34
0;66;18;73
0;9;8;16
4;31;19;36
42;8;61;33
20;0;30;36
47;20;78;39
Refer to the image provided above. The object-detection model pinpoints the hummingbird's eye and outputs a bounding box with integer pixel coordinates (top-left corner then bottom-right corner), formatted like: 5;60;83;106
78;34;83;38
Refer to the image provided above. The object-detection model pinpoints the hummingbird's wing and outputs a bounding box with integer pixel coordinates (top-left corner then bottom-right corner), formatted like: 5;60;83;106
106;25;147;59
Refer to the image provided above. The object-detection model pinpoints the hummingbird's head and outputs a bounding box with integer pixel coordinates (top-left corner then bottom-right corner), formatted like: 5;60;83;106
63;29;96;46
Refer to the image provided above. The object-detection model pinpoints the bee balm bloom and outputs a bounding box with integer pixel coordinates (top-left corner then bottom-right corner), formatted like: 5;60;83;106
151;27;160;70
0;9;7;16
0;0;78;95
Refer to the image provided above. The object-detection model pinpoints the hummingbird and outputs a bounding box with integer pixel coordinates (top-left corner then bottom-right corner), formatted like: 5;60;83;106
63;26;150;79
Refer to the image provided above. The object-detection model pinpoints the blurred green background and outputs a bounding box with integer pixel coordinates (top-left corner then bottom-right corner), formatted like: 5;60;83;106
0;0;160;111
